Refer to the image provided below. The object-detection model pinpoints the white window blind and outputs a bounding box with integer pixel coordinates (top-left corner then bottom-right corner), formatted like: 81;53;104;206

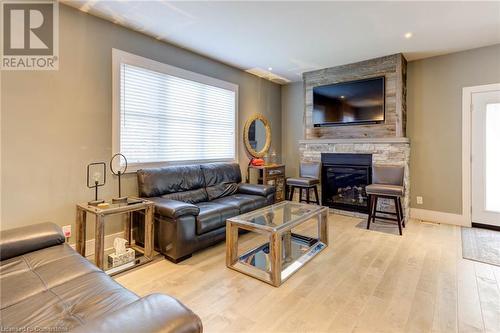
117;58;237;166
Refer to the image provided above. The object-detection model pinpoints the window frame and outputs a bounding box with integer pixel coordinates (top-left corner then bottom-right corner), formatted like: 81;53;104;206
112;49;239;172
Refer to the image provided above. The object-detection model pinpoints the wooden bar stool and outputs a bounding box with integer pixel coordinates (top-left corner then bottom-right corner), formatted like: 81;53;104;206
286;162;321;205
366;165;405;235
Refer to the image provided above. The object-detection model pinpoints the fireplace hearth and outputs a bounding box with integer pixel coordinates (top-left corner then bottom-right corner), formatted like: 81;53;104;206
321;153;372;213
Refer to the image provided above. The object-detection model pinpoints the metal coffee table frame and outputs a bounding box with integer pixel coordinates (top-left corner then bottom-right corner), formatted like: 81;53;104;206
226;201;329;287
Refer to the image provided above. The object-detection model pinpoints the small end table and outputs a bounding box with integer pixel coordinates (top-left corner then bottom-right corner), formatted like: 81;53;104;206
75;197;155;275
247;164;286;202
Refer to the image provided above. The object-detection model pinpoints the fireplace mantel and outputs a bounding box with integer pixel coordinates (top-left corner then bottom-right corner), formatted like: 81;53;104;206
299;137;410;145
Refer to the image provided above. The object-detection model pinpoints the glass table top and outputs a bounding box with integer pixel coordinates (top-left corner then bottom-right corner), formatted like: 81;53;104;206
228;201;326;230
78;197;151;214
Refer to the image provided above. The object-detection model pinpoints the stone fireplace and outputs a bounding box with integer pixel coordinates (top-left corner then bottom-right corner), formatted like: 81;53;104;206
299;138;410;218
300;54;410;219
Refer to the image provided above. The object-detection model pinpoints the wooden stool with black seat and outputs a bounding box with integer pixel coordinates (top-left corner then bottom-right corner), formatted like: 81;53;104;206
286;162;321;204
366;165;405;235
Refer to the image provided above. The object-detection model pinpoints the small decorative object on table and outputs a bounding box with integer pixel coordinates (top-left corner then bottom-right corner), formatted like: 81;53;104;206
86;162;106;206
110;153;128;204
249;158;264;167
108;237;135;267
263;152;270;165
270;148;278;165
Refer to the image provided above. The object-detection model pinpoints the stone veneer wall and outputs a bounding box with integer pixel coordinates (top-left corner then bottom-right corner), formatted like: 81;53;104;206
303;53;407;139
299;141;410;219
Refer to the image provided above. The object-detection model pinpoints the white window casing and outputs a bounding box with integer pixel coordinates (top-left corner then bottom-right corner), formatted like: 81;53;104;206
112;49;238;171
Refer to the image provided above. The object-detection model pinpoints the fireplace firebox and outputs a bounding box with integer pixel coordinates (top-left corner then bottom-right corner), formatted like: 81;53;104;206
321;153;372;213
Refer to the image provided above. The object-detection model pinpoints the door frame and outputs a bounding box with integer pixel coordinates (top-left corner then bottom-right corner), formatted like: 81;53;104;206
462;83;500;227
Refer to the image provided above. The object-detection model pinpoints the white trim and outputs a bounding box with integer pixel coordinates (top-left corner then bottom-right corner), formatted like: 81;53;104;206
70;231;124;258
410;208;468;227
462;83;500;228
111;49;239;172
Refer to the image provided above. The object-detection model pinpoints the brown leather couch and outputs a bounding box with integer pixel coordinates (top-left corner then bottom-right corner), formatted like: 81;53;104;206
136;163;275;263
0;223;202;333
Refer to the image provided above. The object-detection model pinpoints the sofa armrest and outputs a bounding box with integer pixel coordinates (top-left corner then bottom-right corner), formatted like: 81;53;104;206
0;222;65;261
73;294;202;333
148;198;200;219
237;183;276;197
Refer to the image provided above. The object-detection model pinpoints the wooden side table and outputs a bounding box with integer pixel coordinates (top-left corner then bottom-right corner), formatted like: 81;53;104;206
75;198;155;274
247;164;286;202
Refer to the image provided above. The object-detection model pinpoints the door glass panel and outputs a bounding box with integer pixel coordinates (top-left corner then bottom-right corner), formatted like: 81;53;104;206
486;103;500;212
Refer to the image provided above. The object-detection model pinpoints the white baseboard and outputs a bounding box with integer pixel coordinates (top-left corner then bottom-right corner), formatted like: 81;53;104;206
410;208;470;227
70;231;124;258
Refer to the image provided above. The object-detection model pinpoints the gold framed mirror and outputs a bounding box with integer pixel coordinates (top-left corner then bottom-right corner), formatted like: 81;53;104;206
244;113;271;158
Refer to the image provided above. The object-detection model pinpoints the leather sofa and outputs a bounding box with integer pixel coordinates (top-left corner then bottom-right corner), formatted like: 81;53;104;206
136;162;275;263
0;222;202;333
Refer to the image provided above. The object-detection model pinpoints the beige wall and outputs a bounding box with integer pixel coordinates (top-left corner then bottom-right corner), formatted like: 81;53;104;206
407;44;500;214
281;44;500;215
0;4;281;239
281;82;304;177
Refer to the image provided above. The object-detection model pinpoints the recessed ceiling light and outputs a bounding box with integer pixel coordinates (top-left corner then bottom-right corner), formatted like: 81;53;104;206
404;32;413;39
268;67;273;71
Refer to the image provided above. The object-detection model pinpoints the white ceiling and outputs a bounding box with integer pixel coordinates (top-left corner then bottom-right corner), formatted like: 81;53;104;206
65;1;500;83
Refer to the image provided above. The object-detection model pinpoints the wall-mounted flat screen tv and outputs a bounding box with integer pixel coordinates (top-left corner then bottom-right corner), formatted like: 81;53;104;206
312;76;385;127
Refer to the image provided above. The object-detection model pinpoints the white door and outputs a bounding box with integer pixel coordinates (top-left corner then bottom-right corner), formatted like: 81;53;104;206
471;90;500;226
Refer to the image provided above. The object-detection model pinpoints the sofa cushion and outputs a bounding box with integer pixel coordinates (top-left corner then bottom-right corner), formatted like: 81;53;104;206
137;164;206;198
0;244;101;309
204;182;239;201
161;188;208;204
212;194;267;214
0;222;65;261
0;225;203;332
201;163;242;200
148;197;200;218
237;183;276;197
0;244;138;331
195;202;239;235
72;294;203;333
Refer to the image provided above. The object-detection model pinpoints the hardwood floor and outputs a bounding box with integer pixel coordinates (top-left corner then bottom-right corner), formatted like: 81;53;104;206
116;214;500;333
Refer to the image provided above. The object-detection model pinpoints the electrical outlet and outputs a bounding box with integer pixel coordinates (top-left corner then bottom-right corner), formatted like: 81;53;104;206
416;196;423;205
62;225;72;238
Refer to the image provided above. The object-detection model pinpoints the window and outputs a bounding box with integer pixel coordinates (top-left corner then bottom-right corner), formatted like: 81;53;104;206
112;49;238;169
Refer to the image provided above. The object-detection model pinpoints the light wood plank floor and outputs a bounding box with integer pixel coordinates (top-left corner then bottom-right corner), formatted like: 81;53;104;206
116;214;500;333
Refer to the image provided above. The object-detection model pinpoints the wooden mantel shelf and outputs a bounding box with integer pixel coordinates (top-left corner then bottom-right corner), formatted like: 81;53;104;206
299;137;410;144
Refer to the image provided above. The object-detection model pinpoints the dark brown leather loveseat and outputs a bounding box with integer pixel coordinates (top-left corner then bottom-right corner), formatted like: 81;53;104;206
0;222;202;333
136;163;275;263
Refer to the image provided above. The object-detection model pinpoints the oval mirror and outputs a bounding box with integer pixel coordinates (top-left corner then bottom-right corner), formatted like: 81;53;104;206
244;114;271;158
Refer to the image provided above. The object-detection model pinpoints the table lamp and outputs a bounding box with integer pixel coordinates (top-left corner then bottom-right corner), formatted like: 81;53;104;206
87;162;106;206
110;153;128;204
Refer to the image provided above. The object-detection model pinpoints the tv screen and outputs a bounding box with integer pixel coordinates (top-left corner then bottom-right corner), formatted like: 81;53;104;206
312;77;385;127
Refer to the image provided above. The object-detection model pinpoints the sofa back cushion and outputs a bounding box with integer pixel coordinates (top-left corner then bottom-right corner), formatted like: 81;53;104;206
137;165;207;202
201;163;242;201
161;189;208;204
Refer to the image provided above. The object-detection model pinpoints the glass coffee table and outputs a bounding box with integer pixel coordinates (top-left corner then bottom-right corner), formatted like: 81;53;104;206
226;201;329;287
